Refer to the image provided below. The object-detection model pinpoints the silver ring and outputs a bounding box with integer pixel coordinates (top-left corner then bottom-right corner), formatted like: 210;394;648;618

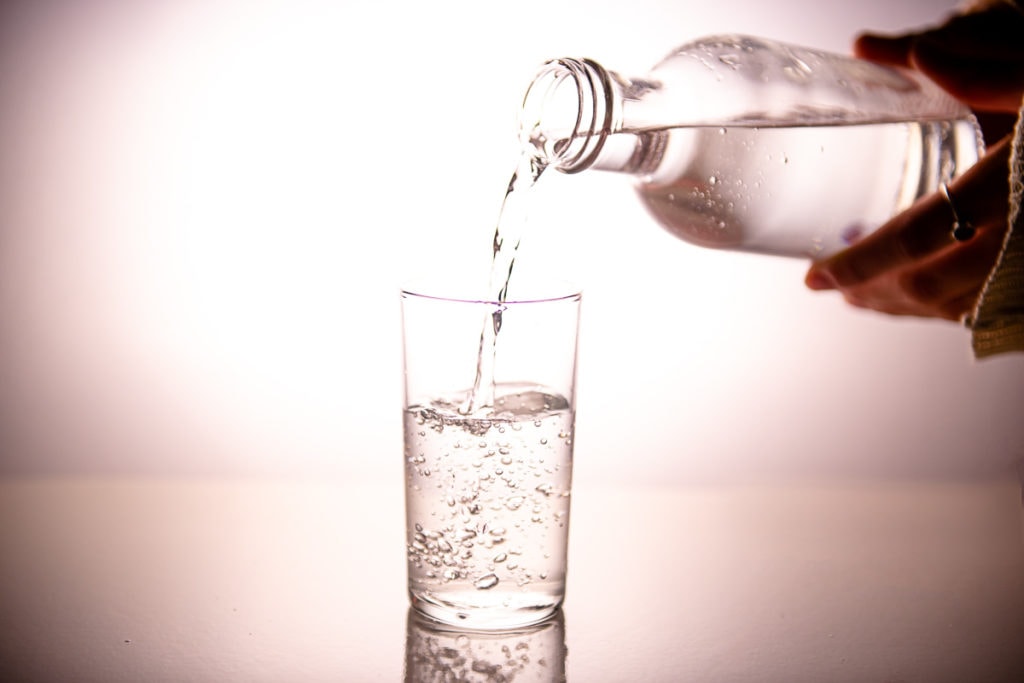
940;182;976;242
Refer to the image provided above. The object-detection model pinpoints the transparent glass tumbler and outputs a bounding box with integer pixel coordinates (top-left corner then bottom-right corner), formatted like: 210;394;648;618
400;278;581;629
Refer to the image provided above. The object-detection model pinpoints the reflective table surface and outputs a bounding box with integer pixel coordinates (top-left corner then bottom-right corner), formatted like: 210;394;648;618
2;476;1023;682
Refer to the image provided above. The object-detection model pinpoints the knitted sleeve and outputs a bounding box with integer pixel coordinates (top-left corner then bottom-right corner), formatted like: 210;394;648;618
969;99;1024;358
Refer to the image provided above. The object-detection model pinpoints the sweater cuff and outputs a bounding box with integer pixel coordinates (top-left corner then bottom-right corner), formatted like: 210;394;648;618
969;96;1024;358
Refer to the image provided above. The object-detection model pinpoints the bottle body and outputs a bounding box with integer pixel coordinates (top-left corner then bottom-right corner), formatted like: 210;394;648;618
632;118;980;257
521;35;984;259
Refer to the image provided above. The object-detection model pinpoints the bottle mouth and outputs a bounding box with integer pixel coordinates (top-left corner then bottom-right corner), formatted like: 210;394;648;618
519;58;613;174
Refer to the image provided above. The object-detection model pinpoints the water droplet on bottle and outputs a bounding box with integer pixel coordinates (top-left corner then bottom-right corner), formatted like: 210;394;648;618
505;496;524;510
474;573;499;590
718;54;741;69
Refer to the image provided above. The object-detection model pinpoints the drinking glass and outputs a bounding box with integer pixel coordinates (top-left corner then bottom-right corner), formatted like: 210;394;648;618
400;277;581;629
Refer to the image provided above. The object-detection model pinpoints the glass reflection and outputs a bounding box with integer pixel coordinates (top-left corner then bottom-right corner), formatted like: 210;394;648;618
404;608;567;682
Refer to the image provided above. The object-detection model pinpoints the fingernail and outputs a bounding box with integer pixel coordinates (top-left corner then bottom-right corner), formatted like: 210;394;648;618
805;270;835;291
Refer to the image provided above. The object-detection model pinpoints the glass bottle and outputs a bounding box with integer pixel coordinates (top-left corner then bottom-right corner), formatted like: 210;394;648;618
519;34;984;259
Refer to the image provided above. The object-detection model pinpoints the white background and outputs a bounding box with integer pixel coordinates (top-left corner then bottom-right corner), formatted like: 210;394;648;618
0;0;1021;484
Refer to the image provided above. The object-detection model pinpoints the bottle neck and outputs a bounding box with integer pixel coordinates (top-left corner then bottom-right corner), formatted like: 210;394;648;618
520;58;617;174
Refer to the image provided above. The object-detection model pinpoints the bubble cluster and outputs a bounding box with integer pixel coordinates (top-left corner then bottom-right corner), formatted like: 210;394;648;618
404;387;573;609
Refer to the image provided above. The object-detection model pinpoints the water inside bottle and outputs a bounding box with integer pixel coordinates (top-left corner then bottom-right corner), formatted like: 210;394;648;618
629;118;980;257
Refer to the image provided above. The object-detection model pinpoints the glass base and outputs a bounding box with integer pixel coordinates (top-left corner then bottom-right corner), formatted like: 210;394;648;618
409;589;563;630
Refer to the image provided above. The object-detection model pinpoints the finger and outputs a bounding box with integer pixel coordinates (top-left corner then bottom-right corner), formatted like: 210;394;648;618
828;225;1005;320
807;137;1012;289
809;192;967;290
912;36;1024;112
923;4;1024;58
853;32;917;66
856;6;1024;112
941;291;985;322
896;225;1006;316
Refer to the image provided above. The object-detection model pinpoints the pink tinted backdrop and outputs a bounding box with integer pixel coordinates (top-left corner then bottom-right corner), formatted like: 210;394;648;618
0;0;1021;483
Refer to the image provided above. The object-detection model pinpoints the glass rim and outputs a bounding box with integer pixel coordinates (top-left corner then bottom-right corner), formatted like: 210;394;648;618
400;276;581;305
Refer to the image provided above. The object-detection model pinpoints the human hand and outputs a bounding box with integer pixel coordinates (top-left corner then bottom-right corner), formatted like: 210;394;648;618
804;3;1024;321
852;3;1024;113
805;137;1011;320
